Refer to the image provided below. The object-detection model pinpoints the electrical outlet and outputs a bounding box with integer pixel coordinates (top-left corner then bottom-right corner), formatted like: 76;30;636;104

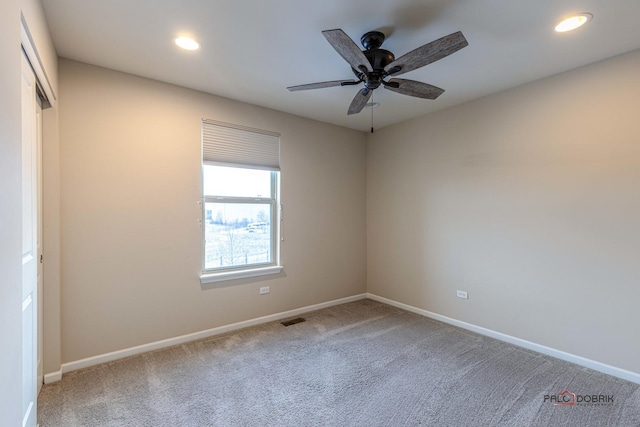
259;286;270;295
456;290;468;299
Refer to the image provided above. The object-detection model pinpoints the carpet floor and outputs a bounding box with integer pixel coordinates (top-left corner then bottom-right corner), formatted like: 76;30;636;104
38;299;640;426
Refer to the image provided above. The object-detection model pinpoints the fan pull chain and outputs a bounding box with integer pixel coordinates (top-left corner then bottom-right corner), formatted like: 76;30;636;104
370;91;374;133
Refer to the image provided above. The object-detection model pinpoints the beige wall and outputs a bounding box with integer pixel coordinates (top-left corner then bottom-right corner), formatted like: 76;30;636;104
58;59;367;363
367;49;640;374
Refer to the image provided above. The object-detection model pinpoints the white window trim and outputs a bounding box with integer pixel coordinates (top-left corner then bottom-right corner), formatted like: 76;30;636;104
200;265;283;285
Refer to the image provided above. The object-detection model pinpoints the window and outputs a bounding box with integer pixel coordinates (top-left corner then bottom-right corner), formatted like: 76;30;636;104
200;120;281;283
203;165;277;269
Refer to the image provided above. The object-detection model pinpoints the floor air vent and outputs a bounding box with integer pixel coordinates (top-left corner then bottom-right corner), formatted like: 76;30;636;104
281;317;306;327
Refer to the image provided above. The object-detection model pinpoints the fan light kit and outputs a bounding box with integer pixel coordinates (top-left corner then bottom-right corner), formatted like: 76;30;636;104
175;36;200;51
287;28;469;125
555;13;593;32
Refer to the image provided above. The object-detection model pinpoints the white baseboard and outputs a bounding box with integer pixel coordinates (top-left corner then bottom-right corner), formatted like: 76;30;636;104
55;293;368;380
367;293;640;385
44;370;62;384
48;292;640;386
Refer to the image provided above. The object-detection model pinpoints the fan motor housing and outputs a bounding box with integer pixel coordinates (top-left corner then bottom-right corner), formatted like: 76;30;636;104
352;48;395;90
365;49;395;70
352;49;395;77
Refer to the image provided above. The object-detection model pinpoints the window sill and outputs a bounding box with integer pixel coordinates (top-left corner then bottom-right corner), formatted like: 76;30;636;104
200;265;283;285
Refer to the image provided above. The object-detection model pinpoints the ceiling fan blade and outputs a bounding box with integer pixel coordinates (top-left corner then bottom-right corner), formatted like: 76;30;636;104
347;88;373;115
322;29;373;73
384;78;445;100
287;80;359;91
384;31;468;76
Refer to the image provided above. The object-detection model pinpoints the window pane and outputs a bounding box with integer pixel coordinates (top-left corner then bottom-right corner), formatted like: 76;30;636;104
204;202;272;270
203;165;272;198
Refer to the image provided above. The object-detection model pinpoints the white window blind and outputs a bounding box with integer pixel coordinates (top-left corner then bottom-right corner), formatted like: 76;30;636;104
202;119;280;170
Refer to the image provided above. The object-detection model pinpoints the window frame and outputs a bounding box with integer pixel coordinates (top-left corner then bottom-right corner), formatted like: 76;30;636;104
200;163;281;284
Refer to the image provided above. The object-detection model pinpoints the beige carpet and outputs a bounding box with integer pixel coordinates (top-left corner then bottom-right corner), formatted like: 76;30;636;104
38;299;640;426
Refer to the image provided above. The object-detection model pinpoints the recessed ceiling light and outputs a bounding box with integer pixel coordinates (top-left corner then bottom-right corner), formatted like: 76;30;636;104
555;13;593;33
365;102;380;109
175;36;200;51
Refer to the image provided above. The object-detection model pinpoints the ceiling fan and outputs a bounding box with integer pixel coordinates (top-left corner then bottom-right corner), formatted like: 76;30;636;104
287;29;468;116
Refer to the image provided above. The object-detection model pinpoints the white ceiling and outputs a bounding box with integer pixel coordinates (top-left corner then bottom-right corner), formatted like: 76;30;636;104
41;0;640;132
